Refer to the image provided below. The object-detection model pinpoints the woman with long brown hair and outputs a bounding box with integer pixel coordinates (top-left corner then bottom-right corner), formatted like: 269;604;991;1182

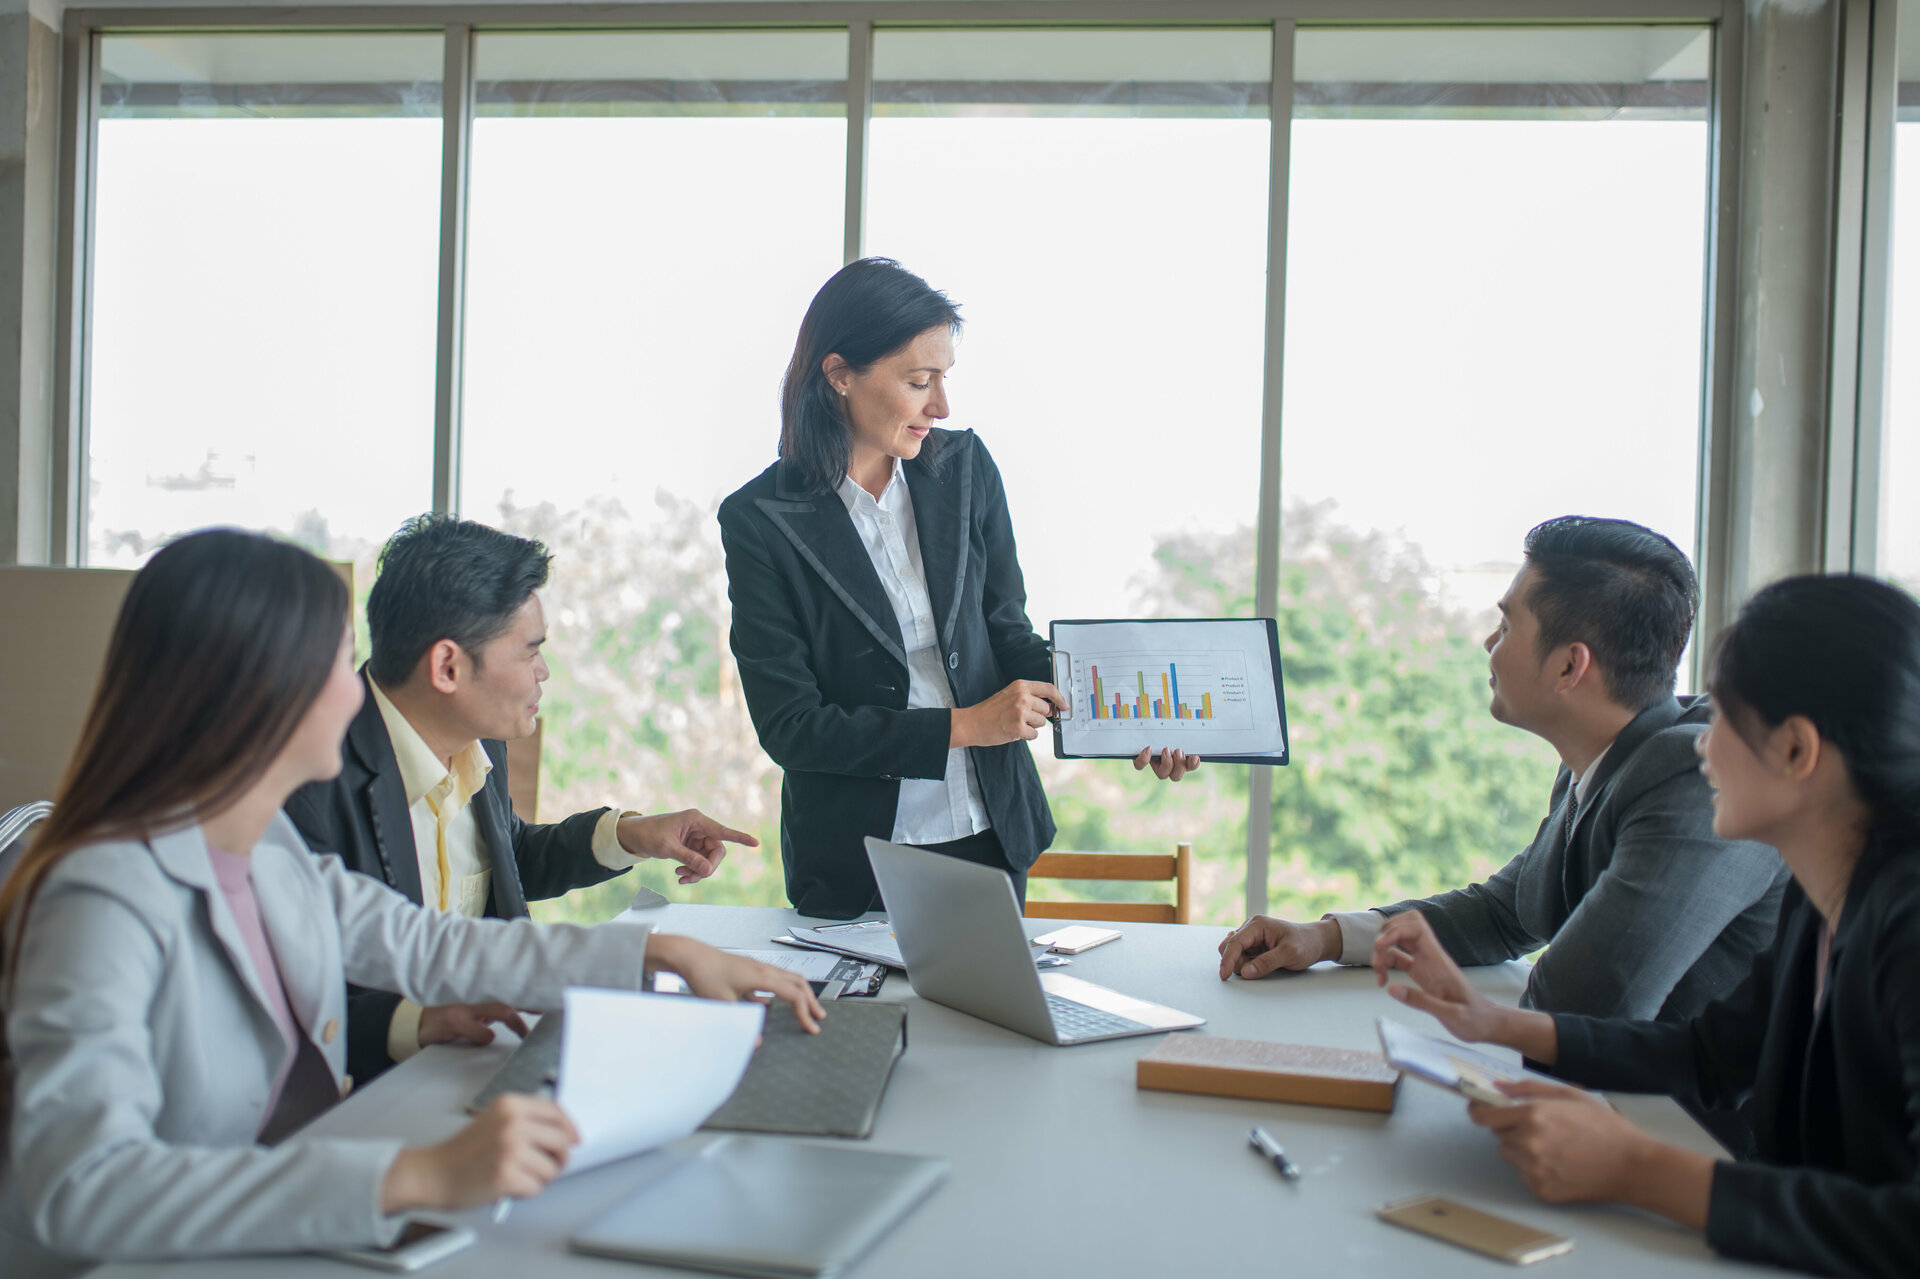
0;529;820;1277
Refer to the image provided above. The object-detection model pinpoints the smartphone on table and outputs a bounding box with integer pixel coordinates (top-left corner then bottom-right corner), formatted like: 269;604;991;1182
1376;1194;1572;1264
1028;925;1122;955
324;1219;477;1272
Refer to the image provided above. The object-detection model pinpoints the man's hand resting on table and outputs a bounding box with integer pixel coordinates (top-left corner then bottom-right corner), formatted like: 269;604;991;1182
1218;914;1342;979
617;809;759;885
418;1001;530;1048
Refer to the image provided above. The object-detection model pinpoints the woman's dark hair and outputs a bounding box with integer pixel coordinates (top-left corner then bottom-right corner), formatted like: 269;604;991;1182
779;257;963;494
1522;515;1698;710
1709;573;1920;856
1;529;348;1098
367;514;551;687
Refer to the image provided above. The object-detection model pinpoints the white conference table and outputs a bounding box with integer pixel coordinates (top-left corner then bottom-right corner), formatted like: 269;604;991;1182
99;902;1771;1279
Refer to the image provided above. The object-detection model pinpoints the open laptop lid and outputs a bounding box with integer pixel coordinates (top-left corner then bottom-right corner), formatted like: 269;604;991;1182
864;837;1059;1042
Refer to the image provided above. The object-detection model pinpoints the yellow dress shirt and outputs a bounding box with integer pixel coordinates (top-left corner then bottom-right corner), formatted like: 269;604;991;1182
367;679;640;1061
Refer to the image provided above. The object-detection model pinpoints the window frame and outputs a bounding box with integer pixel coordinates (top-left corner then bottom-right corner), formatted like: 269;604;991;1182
50;0;1743;918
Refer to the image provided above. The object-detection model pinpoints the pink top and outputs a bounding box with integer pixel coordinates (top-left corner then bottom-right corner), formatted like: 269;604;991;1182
207;846;301;1123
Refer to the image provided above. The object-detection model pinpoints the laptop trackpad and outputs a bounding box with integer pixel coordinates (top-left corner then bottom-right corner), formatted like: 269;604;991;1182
1040;974;1204;1030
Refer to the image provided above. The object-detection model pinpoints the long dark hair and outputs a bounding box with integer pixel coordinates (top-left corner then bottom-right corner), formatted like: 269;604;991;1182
1709;574;1920;861
1;529;349;981
778;257;963;494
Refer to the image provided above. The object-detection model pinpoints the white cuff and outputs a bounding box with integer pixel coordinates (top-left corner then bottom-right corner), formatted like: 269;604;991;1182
592;809;645;870
387;998;425;1063
1323;909;1388;967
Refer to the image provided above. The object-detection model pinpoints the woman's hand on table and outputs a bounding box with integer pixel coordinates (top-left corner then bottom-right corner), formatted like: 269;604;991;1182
1133;748;1201;781
952;680;1068;747
382;1094;577;1213
1469;1078;1713;1229
645;933;826;1032
418;1001;530;1048
1372;911;1557;1063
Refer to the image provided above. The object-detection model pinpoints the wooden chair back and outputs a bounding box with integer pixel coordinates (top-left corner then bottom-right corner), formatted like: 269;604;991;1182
1024;842;1192;925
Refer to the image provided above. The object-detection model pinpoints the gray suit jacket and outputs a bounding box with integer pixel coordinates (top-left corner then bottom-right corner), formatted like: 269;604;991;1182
1381;696;1788;1023
1;815;652;1277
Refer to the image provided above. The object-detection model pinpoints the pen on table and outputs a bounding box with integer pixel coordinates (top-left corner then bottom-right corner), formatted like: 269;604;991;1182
491;1198;513;1224
1248;1127;1302;1181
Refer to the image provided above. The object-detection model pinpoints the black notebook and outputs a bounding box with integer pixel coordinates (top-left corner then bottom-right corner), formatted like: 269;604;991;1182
570;1135;948;1278
703;1001;907;1140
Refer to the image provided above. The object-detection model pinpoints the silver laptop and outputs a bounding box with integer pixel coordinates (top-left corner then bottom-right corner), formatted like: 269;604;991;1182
865;837;1204;1045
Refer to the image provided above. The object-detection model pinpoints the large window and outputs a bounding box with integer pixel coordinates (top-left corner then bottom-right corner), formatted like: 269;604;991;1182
69;20;1724;924
865;28;1272;924
1883;23;1920;594
89;34;443;566
1271;28;1712;919
458;31;848;920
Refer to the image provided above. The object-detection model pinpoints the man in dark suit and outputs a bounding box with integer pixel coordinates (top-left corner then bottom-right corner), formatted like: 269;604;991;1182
286;515;758;1085
1218;516;1788;1029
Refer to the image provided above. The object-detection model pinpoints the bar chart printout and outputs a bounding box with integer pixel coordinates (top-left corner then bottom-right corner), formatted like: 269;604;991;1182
1079;654;1252;729
1050;618;1288;762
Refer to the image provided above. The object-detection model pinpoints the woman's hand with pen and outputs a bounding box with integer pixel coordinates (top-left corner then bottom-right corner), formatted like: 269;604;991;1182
380;1094;577;1214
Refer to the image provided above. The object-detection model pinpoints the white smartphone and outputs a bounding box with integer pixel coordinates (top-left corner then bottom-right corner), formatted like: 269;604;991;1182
1028;925;1122;955
324;1219;477;1272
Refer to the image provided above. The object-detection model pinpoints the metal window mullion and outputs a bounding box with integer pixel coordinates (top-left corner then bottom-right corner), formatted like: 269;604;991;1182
844;19;873;265
1826;0;1875;573
1246;17;1292;921
432;24;474;518
51;27;99;566
1851;0;1900;571
1694;1;1745;671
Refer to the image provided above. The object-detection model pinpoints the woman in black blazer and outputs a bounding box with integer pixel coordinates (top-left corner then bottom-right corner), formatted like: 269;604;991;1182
719;259;1195;919
1373;573;1920;1278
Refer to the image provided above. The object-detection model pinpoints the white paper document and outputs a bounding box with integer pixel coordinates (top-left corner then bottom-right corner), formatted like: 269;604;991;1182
1050;619;1288;761
786;921;907;969
726;947;846;981
557;987;763;1175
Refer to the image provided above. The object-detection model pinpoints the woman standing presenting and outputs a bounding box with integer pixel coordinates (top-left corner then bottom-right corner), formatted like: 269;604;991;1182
720;259;1194;919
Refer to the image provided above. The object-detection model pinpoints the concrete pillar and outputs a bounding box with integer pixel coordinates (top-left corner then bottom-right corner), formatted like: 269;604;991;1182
0;0;60;565
1714;0;1844;632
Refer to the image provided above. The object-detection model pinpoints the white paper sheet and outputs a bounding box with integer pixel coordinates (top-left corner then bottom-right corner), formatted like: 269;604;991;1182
1051;619;1287;759
557;987;764;1175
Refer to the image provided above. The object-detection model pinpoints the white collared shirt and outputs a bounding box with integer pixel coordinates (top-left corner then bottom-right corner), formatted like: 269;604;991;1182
835;462;991;844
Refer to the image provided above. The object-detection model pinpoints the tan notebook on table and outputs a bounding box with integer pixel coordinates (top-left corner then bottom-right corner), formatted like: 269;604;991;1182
1136;1036;1401;1112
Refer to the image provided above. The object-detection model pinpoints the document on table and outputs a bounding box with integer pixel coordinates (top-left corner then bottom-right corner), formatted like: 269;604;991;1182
786;920;907;969
557;987;763;1175
1049;618;1289;763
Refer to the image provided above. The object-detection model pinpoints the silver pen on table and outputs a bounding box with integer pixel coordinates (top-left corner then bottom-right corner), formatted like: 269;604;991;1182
491;1198;513;1224
1248;1127;1302;1181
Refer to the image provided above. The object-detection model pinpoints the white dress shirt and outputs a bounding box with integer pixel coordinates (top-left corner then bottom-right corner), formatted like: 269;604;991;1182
367;679;642;1058
1325;743;1614;966
835;461;991;844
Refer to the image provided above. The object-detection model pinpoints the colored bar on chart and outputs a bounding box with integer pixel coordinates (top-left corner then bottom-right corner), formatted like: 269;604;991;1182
1171;664;1180;711
1202;693;1212;719
1090;695;1099;718
1153;700;1163;718
1137;696;1148;718
1160;673;1171;719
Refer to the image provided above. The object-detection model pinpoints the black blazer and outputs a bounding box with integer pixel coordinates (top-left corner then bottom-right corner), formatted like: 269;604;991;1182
718;429;1055;919
284;671;622;1083
1549;851;1920;1277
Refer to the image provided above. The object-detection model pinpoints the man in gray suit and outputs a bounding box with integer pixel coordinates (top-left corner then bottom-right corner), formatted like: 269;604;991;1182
1218;516;1787;1028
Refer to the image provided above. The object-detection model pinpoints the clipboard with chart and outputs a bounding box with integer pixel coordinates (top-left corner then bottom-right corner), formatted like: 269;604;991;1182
1048;618;1290;765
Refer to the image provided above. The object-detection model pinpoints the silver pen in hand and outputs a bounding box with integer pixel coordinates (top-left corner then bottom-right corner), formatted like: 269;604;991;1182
1248;1127;1302;1181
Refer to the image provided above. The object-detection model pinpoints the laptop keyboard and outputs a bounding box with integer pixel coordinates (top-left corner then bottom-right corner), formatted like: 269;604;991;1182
1046;993;1152;1042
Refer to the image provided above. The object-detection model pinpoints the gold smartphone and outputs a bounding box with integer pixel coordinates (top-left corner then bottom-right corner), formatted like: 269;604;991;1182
1376;1194;1573;1265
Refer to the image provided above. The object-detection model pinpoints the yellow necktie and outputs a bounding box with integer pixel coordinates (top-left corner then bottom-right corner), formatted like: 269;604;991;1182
424;790;452;912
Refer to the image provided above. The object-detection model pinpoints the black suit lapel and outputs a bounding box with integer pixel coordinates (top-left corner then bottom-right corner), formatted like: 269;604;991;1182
758;464;908;668
904;433;973;655
1565;696;1684;845
347;674;422;903
471;770;529;919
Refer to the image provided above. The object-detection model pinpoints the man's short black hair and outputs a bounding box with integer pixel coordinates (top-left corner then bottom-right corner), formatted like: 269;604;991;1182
1521;516;1697;711
367;515;552;687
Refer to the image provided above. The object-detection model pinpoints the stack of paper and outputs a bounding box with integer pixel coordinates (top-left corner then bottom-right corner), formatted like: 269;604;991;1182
557;987;764;1175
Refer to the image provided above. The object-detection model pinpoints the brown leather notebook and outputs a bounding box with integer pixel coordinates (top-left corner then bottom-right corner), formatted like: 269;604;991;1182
1136;1036;1401;1112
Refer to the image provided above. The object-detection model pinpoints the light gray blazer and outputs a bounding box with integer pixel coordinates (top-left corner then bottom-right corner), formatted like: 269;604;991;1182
0;814;653;1278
